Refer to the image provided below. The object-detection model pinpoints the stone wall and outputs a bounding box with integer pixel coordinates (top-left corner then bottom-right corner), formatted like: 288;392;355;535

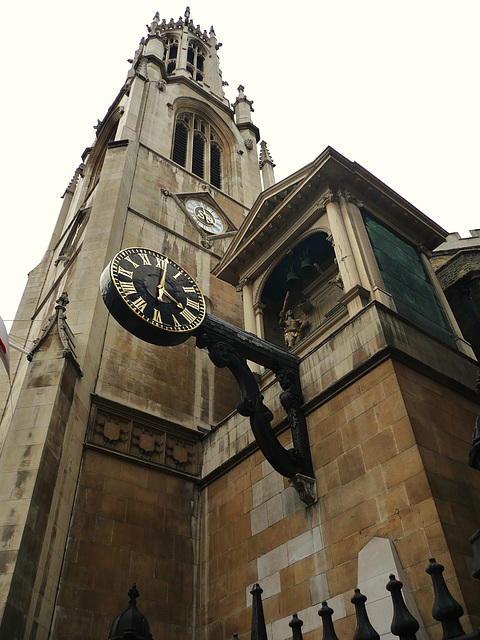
52;448;199;640
199;358;480;640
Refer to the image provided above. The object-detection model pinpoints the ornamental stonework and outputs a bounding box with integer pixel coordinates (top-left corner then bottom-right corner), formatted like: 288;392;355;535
88;399;200;476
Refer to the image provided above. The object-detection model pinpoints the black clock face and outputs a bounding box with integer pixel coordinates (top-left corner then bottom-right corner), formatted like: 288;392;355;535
109;248;206;334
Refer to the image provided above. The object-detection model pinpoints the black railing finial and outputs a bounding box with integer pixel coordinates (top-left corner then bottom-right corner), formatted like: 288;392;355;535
426;558;465;640
289;613;304;640
318;601;339;640
251;583;268;640
351;588;380;640
386;574;419;640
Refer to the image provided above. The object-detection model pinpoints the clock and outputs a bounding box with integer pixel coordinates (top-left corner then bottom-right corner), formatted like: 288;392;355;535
100;247;206;346
185;199;224;234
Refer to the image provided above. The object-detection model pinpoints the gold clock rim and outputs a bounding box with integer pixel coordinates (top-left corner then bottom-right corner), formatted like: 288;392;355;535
109;247;206;333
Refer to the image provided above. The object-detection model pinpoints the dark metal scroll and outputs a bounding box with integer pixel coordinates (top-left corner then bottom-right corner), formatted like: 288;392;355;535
194;314;315;504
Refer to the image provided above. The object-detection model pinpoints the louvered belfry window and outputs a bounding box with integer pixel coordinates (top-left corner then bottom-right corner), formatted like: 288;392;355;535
171;112;222;189
192;133;205;178
172;121;188;167
210;141;221;189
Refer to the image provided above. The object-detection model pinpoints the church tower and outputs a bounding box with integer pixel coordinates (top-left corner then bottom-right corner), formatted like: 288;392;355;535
0;9;262;639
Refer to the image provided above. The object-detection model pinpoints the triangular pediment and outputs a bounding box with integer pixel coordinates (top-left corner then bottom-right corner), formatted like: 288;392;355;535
214;146;448;285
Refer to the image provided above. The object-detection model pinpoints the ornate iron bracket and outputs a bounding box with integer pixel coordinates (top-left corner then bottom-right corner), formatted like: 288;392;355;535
194;314;316;505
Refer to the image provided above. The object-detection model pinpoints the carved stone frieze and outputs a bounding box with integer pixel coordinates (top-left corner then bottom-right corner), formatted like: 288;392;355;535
87;399;200;476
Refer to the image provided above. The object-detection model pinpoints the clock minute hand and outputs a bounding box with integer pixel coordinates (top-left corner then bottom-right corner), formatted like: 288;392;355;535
162;288;183;309
156;259;168;301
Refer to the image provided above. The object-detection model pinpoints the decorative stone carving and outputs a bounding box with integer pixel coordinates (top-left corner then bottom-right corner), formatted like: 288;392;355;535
244;138;254;151
92;411;129;450
288;474;316;506
87;399;200;475
27;292;83;377
131;426;164;461
166;436;196;471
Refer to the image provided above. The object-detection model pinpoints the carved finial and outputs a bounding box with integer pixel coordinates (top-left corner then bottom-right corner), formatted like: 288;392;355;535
184;6;190;20
237;84;245;98
147;12;160;36
128;583;139;604
210;25;216;37
259;141;275;168
55;292;69;311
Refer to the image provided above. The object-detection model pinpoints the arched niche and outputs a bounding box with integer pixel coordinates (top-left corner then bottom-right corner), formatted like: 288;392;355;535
258;231;344;348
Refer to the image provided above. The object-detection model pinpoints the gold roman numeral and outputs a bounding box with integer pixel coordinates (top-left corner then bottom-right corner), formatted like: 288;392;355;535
183;286;195;293
124;256;139;268
121;281;137;295
153;308;162;323
172;315;181;327
139;254;151;266
118;267;133;278
180;308;197;323
186;298;200;310
132;297;147;313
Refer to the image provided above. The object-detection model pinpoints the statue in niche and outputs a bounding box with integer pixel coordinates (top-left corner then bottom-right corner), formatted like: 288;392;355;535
279;292;309;348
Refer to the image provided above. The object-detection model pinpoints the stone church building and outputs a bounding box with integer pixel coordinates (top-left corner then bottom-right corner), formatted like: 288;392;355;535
0;9;479;640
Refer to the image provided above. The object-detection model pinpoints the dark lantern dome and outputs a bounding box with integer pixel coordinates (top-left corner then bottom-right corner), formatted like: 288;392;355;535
108;583;153;640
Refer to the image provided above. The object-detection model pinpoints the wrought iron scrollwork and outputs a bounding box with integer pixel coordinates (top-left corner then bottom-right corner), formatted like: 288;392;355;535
194;314;315;504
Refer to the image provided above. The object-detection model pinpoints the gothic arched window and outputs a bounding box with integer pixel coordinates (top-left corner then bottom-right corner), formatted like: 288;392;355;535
171;112;223;189
187;41;205;82
162;37;178;74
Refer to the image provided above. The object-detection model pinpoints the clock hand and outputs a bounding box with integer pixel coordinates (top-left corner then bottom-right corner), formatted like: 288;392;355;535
157;259;168;301
161;288;184;309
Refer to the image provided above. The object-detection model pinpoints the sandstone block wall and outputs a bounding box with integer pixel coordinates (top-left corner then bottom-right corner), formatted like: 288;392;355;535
199;358;480;640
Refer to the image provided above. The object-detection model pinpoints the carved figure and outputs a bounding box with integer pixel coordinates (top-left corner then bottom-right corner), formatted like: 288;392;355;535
279;309;309;348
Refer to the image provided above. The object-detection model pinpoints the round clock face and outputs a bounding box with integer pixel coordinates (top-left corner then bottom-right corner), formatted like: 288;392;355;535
185;199;224;234
101;248;206;346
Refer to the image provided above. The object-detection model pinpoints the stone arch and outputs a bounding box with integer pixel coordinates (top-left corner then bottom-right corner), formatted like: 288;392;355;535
255;228;343;348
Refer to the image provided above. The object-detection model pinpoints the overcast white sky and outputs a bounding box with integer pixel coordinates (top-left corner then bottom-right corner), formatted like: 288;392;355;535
2;1;479;333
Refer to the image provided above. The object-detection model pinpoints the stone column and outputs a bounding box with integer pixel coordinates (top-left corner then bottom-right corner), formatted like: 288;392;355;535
324;191;369;316
254;302;266;340
238;279;256;335
237;279;261;373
